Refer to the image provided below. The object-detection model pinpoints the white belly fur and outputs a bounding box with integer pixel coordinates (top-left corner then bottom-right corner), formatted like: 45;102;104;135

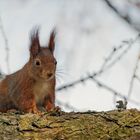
33;81;49;104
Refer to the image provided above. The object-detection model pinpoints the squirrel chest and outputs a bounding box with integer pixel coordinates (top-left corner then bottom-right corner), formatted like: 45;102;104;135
33;81;50;104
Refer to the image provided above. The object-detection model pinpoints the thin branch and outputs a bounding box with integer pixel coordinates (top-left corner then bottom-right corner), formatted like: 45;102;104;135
104;0;139;31
0;16;10;73
102;34;140;72
100;45;124;70
128;53;140;99
58;73;140;106
135;75;140;82
57;34;140;107
113;93;117;108
57;34;140;92
89;76;140;106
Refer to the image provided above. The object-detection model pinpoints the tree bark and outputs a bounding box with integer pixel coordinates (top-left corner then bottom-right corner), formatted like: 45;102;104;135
0;109;140;140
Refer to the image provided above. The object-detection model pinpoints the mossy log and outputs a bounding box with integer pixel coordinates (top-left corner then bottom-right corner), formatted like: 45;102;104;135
0;109;139;140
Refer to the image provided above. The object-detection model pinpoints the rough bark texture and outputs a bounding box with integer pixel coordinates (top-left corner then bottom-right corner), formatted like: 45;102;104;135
0;109;139;140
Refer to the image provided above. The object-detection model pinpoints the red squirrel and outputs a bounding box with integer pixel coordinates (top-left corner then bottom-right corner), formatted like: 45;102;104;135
0;28;58;113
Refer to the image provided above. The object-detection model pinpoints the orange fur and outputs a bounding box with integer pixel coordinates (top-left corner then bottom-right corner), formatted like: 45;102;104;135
0;28;57;113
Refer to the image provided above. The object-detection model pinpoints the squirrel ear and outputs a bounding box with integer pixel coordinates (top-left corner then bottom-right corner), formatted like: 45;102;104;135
30;28;40;57
48;29;56;53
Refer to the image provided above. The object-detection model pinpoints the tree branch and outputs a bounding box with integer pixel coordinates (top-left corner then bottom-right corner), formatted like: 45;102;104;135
0;109;139;139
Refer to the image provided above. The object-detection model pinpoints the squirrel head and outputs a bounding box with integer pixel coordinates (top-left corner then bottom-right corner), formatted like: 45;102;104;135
28;27;57;82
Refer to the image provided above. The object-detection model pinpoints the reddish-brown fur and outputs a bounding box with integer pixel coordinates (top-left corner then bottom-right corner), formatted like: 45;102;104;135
0;28;57;113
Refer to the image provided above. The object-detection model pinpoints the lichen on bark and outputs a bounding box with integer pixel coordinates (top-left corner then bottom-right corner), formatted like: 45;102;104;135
0;109;139;140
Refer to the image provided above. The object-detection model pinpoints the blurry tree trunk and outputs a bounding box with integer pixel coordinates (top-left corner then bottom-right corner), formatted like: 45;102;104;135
0;109;140;139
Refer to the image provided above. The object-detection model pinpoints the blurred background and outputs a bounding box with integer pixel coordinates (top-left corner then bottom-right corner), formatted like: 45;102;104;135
0;0;140;112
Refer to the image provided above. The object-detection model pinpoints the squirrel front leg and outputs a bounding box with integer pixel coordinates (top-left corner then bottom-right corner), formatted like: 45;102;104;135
43;93;55;111
44;92;61;112
10;90;39;114
19;95;39;114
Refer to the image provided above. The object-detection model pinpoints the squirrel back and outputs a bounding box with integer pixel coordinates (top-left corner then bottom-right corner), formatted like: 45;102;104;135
0;28;57;113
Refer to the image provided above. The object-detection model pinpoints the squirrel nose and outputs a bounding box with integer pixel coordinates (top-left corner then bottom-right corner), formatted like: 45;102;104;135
47;72;53;77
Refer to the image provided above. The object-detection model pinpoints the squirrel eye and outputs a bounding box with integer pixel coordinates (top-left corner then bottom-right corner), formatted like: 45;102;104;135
35;59;41;66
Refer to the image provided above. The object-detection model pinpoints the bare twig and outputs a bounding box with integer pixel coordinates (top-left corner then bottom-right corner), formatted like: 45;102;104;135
57;34;140;92
102;34;140;72
100;45;124;70
113;93;117;108
104;0;139;31
57;72;140;106
0;16;10;73
97;35;140;106
135;75;140;82
127;52;140;99
57;34;140;107
89;75;140;106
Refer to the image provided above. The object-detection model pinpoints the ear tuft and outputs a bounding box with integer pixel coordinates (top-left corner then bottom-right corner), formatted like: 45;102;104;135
48;29;56;53
30;27;40;57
